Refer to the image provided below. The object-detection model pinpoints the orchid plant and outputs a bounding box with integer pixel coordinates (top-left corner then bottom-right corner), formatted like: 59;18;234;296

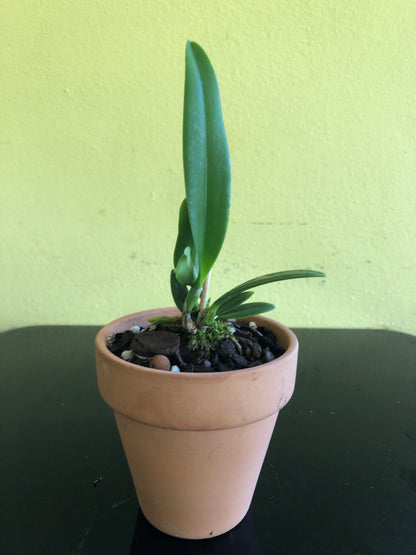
150;41;324;348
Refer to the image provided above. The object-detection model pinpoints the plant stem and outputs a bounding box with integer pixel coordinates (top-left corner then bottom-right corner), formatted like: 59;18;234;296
199;271;211;311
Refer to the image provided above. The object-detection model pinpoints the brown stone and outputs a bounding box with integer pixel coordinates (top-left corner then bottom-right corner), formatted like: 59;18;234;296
131;331;180;357
251;342;262;359
148;355;171;371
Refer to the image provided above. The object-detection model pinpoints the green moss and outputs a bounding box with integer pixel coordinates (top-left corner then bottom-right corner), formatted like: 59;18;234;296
186;319;235;352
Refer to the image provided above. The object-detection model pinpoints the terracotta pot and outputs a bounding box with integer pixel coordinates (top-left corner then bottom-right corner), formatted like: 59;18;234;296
95;308;298;539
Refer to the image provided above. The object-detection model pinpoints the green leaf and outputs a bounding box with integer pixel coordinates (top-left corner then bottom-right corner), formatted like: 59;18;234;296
147;316;177;325
219;302;275;320
170;270;189;311
215;291;254;317
184;282;202;313
183;41;231;284
173;200;196;266
175;246;199;285
173;200;199;286
212;269;326;310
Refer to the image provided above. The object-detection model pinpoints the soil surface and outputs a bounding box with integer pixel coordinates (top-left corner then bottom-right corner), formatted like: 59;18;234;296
106;320;285;373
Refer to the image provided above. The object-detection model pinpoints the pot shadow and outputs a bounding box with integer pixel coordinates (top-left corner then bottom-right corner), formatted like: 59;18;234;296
129;508;261;554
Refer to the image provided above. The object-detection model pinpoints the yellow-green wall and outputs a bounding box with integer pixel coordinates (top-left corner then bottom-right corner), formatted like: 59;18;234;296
2;1;415;334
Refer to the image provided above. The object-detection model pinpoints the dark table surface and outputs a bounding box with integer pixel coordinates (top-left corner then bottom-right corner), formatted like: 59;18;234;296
0;325;415;554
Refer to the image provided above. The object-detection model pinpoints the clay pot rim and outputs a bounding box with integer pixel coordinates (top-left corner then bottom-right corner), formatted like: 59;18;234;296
95;308;298;378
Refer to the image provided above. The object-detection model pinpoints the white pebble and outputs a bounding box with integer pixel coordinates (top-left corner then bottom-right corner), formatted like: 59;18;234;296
171;365;180;373
121;350;134;361
129;325;141;334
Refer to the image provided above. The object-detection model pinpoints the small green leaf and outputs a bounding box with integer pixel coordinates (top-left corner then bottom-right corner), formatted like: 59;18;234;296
173;200;197;267
215;291;254;317
212;269;325;310
175;246;199;285
184;282;202;313
219;302;275;320
170;270;189;311
183;41;231;284
147;316;177;325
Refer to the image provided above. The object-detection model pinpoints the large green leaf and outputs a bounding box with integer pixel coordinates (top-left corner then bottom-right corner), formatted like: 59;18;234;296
183;41;231;285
